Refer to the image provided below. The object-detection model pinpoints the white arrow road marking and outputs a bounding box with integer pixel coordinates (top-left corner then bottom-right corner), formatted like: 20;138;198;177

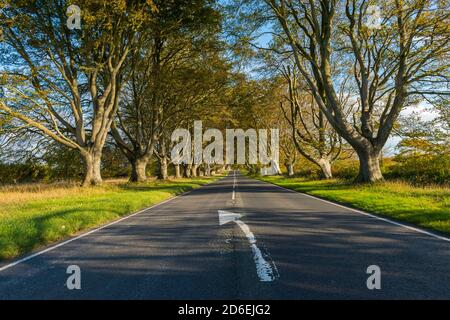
218;210;279;282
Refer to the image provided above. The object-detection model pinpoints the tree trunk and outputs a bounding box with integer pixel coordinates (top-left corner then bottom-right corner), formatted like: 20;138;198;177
130;157;148;182
205;164;211;176
82;152;102;186
175;164;181;179
191;164;198;177
355;148;384;183
317;158;332;179
286;163;294;176
184;164;192;178
158;157;168;180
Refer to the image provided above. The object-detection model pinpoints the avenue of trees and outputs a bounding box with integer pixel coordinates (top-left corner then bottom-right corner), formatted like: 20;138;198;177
0;0;231;185
231;0;449;182
0;0;449;186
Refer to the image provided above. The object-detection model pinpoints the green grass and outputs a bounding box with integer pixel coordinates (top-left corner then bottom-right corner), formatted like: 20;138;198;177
258;176;450;236
0;177;219;261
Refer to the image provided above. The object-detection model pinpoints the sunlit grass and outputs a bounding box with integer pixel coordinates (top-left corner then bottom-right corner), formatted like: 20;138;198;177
0;177;220;261
259;176;450;235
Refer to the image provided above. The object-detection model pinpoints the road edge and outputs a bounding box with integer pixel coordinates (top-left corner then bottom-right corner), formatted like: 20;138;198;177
0;176;227;272
252;176;450;243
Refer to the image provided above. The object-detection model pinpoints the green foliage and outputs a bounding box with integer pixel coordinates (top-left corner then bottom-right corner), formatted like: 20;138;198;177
389;108;450;185
386;153;450;185
0;141;130;184
0;161;50;184
330;160;360;180
42;144;85;181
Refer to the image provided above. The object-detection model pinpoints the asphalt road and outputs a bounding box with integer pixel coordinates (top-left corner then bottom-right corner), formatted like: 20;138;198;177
1;171;449;299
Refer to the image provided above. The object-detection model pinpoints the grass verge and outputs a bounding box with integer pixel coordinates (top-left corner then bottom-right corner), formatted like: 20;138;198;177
0;176;220;261
258;176;450;236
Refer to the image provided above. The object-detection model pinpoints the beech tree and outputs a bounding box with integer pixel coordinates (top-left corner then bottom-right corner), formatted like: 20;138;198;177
110;0;224;181
234;0;449;182
277;110;298;176
280;65;343;179
156;50;230;179
0;0;150;185
267;0;450;182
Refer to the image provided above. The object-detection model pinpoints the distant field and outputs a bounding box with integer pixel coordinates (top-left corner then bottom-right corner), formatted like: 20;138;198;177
0;177;219;261
259;176;450;236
